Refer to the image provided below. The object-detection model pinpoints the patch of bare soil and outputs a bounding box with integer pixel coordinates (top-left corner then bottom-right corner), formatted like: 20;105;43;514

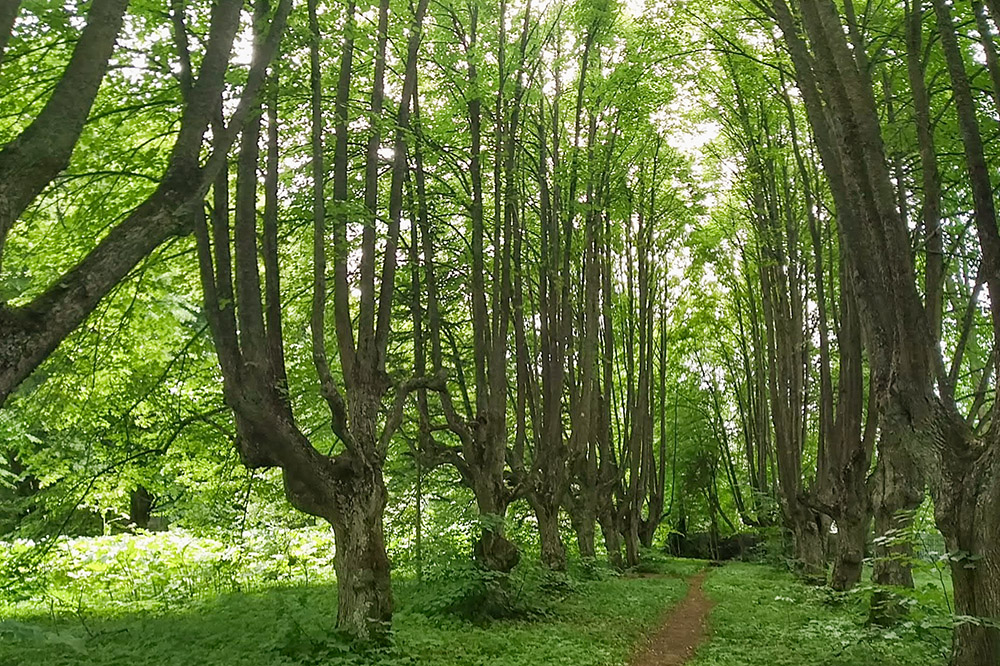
630;570;714;666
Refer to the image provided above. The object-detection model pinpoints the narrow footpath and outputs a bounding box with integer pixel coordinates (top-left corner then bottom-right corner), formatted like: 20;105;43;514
630;570;714;666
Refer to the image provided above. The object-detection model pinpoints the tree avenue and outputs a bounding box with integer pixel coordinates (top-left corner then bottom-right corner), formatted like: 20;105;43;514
1;0;999;664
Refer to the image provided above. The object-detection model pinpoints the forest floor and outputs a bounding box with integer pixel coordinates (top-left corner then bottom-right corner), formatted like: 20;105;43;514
0;534;699;666
686;563;950;666
0;530;954;666
0;574;689;666
630;569;713;666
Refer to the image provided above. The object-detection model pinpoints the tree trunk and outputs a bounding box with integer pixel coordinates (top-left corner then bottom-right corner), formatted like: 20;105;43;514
945;464;1000;665
869;437;922;624
929;0;1000;658
871;434;923;587
571;502;597;560
623;507;641;567
410;4;528;576
0;0;21;69
769;1;1000;660
831;509;868;591
246;389;397;641
470;469;519;572
535;501;566;571
475;529;520;573
567;457;599;561
324;459;393;637
791;509;827;583
129;486;154;529
193;0;427;642
597;502;624;569
638;516;657;549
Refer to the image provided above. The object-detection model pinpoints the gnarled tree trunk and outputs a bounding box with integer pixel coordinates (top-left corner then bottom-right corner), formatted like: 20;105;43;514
196;0;428;638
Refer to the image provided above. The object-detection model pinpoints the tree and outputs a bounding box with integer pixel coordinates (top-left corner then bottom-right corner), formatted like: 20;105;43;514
765;0;1000;660
406;0;536;573
194;0;430;639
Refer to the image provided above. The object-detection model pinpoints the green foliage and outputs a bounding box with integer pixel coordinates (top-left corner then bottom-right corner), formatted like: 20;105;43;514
0;527;337;613
2;0;998;660
408;560;563;622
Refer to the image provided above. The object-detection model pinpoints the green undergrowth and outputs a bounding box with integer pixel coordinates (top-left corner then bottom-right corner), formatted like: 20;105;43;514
0;531;689;666
689;563;951;666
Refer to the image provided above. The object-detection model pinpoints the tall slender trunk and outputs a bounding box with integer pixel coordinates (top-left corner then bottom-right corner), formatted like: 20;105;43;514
195;0;428;640
570;492;598;559
929;0;1000;658
865;0;935;592
598;211;624;570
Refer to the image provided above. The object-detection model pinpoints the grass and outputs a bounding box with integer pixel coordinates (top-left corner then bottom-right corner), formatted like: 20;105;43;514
1;529;958;666
0;531;690;666
0;577;687;666
688;563;951;666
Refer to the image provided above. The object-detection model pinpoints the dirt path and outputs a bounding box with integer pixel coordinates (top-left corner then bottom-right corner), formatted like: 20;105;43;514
630;570;714;666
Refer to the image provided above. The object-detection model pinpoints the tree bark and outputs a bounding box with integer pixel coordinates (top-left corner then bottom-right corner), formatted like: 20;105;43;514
597;207;626;570
530;85;569;572
326;403;393;634
195;0;427;639
597;496;624;569
536;501;567;571
570;496;598;560
871;430;924;587
946;464;1000;665
831;510;868;591
408;0;532;574
927;2;1000;659
129;486;154;529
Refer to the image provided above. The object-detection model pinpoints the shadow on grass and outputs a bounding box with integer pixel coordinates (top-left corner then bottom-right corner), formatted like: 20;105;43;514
3;582;346;666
